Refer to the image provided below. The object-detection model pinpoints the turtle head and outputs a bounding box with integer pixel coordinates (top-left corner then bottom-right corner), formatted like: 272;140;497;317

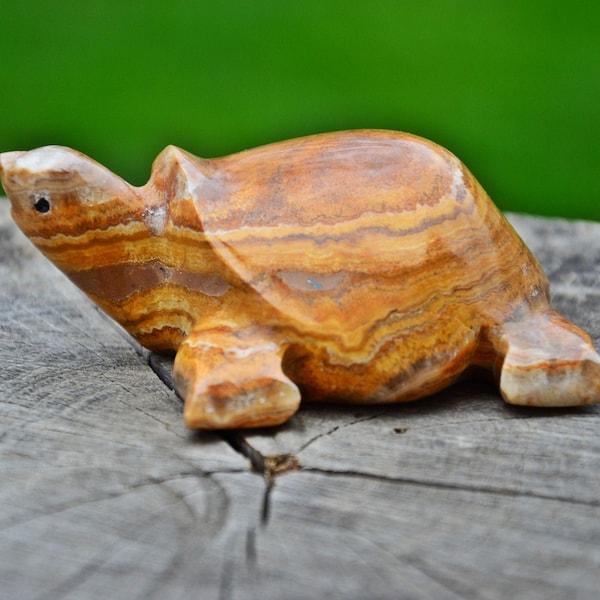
0;146;155;333
0;146;135;242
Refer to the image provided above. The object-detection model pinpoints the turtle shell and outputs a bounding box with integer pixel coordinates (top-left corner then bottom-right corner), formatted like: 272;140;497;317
189;130;547;354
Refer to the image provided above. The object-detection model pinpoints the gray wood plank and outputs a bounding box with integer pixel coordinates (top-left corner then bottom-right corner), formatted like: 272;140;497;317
1;198;600;600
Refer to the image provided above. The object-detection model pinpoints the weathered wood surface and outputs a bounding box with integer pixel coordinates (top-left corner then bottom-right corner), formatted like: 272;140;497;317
1;198;599;600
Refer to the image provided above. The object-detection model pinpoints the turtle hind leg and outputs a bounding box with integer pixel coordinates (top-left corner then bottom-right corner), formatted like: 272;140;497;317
174;325;301;429
488;309;600;407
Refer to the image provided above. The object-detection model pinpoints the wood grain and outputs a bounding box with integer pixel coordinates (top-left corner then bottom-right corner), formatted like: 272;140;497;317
1;199;600;599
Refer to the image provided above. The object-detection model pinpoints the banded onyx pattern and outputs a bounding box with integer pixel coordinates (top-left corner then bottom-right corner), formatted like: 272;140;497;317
2;130;599;429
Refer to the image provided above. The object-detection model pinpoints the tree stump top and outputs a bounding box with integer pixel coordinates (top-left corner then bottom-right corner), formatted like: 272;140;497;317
1;199;599;599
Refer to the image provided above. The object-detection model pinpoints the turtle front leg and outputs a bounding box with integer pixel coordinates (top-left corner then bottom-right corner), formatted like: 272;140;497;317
489;309;600;407
174;325;301;429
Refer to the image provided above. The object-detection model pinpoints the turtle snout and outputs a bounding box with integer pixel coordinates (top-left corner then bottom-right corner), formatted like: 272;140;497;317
0;151;26;186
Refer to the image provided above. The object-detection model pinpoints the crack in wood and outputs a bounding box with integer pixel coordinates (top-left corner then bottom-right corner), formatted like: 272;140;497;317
261;480;273;525
296;411;388;454
302;466;600;507
245;526;258;569
222;432;301;479
115;340;305;528
147;351;178;392
221;432;301;525
221;432;266;474
295;423;341;454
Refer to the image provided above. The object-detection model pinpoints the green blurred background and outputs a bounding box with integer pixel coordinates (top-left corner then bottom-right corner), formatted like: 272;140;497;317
1;1;598;219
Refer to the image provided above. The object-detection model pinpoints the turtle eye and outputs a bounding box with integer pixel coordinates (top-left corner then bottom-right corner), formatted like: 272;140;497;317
33;197;51;213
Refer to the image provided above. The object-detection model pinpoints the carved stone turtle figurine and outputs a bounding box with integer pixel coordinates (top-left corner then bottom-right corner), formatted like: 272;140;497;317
1;130;599;429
